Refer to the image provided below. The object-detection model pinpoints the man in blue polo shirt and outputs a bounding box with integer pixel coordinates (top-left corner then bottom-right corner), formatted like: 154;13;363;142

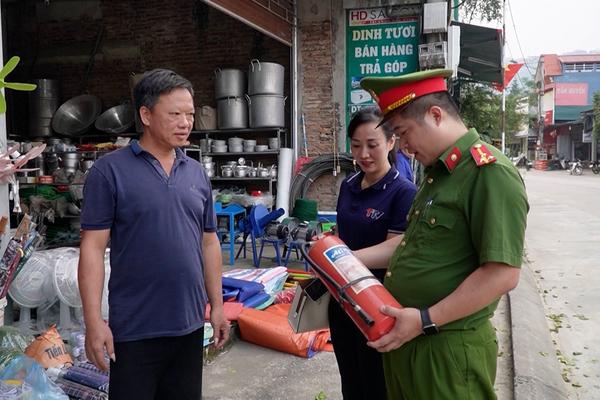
78;69;228;400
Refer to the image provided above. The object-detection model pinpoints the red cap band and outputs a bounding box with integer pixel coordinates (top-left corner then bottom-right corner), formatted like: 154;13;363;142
378;77;448;115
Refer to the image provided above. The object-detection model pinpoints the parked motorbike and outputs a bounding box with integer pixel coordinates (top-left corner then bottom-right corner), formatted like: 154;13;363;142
569;159;583;176
547;157;568;171
590;160;600;175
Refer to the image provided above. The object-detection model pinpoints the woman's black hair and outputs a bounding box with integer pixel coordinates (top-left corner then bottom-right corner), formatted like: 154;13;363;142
348;107;396;167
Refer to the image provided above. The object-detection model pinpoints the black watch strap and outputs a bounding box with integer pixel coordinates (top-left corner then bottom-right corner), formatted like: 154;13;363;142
420;308;439;335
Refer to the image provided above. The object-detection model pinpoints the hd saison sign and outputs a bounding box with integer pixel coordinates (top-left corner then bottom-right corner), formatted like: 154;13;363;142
345;7;420;130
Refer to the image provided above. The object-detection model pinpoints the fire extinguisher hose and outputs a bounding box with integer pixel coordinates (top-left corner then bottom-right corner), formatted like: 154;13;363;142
300;243;376;327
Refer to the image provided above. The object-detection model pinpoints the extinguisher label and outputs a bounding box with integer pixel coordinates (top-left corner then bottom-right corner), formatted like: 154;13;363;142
323;245;382;294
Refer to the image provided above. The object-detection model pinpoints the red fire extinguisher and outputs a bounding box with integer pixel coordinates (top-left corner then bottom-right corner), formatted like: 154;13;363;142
301;234;402;341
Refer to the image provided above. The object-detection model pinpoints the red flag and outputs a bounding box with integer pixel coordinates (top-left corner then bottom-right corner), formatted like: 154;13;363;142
493;63;524;91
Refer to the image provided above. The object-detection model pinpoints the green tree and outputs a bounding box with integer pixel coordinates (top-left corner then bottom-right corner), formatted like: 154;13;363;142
458;0;502;23
458;81;528;140
593;91;600;139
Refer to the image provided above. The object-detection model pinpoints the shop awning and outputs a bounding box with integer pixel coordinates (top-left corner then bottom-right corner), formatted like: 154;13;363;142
555;105;589;122
200;0;294;46
452;22;503;84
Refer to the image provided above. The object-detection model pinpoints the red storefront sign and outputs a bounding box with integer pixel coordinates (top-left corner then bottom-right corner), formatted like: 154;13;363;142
544;110;553;125
555;83;589;106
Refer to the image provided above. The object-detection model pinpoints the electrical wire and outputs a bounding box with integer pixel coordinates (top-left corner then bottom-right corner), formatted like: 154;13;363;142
289;153;357;212
507;0;534;77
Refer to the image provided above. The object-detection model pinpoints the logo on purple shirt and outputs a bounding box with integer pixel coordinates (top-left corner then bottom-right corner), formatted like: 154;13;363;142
366;208;384;220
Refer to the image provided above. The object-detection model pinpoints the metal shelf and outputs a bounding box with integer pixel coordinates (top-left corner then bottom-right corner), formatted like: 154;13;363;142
203;150;279;156
210;177;277;181
191;128;286;135
20;183;85;188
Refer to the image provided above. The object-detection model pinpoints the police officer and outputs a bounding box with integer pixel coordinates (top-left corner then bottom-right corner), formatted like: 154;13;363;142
355;69;529;399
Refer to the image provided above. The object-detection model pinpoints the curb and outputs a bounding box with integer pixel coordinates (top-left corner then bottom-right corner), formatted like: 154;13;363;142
509;261;569;400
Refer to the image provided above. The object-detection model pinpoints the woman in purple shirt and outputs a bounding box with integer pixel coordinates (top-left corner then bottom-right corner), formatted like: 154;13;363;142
330;108;417;400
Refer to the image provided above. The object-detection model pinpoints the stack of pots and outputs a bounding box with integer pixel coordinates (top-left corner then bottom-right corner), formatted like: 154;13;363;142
201;156;215;178
215;68;247;129
228;137;243;153
28;79;60;137
247;60;286;128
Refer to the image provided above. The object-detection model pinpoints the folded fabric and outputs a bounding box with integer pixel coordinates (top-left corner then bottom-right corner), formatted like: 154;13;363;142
204;302;244;321
63;366;109;393
223;267;288;295
255;295;275;310
221;277;264;302
55;377;108;400
222;287;240;301
238;304;332;358
242;291;272;308
74;362;109;377
223;266;288;284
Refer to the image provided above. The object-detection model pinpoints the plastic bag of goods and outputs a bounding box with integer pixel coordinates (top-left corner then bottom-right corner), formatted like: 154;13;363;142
0;354;68;400
24;325;73;369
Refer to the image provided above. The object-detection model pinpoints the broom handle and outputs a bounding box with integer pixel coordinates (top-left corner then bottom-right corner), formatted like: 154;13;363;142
301;113;308;158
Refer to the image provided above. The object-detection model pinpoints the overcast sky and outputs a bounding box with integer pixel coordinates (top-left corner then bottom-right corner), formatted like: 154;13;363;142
474;0;600;58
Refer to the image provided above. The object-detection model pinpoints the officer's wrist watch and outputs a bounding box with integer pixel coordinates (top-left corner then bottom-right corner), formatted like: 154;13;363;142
420;308;439;335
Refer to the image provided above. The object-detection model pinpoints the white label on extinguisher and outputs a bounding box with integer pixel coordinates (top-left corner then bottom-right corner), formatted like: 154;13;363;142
323;245;382;294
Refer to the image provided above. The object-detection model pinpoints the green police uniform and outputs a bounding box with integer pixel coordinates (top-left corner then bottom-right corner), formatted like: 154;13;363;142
383;129;528;399
361;70;529;399
384;129;528;400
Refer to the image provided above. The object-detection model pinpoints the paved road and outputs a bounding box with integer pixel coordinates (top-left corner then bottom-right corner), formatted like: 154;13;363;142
522;169;600;399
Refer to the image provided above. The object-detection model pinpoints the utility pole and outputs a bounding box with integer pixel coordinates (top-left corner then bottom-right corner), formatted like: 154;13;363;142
501;0;506;154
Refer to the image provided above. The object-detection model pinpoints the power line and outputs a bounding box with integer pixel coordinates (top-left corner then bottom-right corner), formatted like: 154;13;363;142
507;0;534;77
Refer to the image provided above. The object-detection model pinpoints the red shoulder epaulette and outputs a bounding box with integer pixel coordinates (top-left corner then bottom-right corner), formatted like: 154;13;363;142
470;143;497;167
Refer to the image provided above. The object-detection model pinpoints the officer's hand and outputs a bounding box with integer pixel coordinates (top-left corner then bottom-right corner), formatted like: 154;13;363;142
366;306;422;353
210;306;230;349
84;318;115;372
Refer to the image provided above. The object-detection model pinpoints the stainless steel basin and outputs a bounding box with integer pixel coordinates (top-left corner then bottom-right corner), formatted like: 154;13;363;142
51;94;102;136
95;103;135;134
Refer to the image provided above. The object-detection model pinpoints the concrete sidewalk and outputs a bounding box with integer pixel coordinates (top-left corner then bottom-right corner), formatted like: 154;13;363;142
508;259;569;400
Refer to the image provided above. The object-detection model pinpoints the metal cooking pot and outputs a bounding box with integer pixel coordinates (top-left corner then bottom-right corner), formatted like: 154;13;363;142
221;165;233;177
268;137;280;150
228;137;243;146
248;167;257;177
246;94;286;128
201;156;213;163
269;165;278;178
61;152;81;171
257;167;270;178
206;169;215;178
248;60;284;95
214;69;246;99
229;144;243;153
52;94;102;136
234;165;248;177
202;161;215;170
217;96;248;129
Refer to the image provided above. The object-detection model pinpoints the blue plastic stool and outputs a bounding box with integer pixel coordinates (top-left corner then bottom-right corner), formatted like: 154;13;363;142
215;202;246;265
